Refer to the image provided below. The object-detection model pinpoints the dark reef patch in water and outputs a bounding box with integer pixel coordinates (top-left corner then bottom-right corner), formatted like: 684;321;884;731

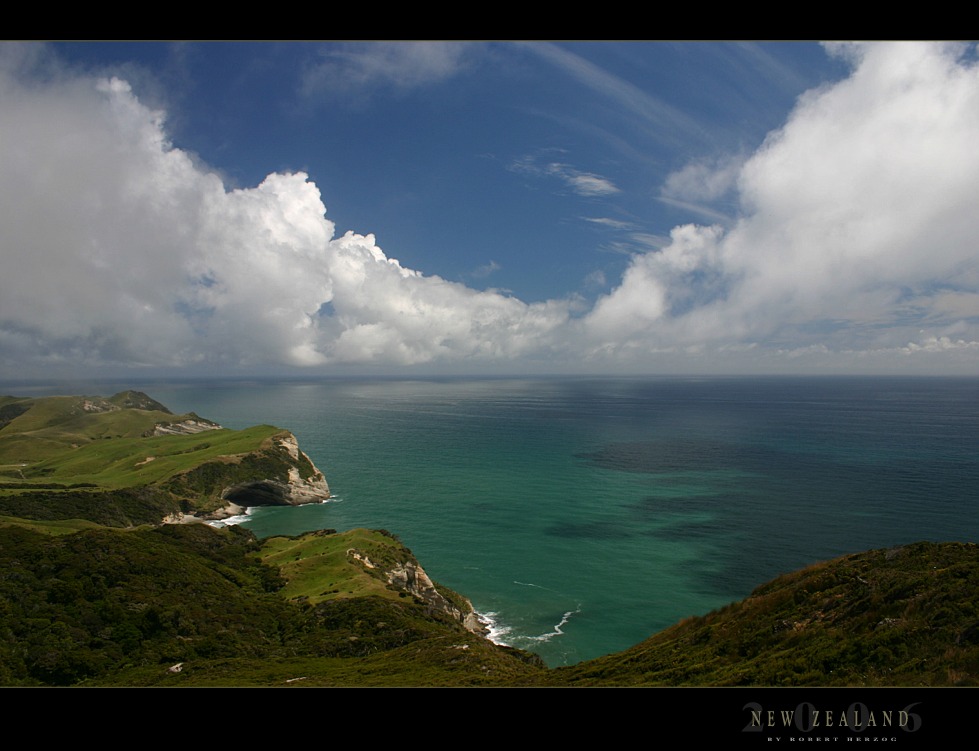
574;438;777;474
545;520;634;540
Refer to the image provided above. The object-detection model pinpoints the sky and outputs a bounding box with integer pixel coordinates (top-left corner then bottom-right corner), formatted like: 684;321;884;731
1;41;978;379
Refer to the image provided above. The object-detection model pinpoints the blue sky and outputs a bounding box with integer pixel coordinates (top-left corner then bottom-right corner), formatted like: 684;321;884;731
2;42;978;377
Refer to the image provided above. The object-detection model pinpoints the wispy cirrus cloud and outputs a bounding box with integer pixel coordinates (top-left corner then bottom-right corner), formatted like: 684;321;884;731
301;42;473;99
581;216;634;230
469;260;501;279
655;196;734;225
562;169;619;196
510;154;619;197
523;42;706;148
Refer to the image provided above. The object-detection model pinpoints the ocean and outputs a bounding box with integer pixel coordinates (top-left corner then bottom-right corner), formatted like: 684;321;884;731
17;376;979;666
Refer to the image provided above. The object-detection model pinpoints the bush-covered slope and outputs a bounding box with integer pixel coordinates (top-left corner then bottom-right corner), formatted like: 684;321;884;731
0;523;544;687
547;541;979;687
0;523;293;685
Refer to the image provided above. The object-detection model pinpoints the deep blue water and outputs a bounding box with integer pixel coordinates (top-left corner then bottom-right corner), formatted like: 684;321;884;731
10;376;979;666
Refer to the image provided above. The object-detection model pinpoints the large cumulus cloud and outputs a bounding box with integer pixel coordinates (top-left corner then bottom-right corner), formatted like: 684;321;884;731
0;65;567;373
582;42;979;367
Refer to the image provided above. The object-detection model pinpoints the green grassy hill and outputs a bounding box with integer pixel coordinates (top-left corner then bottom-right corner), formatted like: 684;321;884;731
0;391;205;462
263;527;423;603
0;392;324;524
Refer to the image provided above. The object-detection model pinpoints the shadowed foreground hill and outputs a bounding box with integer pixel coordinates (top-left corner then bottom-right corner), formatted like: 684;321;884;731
547;541;979;687
2;518;976;686
0;523;544;687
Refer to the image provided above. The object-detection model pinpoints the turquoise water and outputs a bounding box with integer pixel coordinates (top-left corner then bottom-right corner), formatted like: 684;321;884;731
29;376;979;666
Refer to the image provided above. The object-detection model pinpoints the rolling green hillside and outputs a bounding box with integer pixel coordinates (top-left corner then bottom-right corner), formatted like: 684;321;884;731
0;391;206;462
0;392;324;524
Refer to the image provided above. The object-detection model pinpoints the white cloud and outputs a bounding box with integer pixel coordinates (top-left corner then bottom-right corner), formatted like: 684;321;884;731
582;217;633;230
302;42;471;98
584;270;607;289
470;260;501;279
510;155;620;197
662;154;744;203
655;196;734;225
0;66;568;374
562;170;619;196
4;42;979;377
901;336;979;354
581;42;979;369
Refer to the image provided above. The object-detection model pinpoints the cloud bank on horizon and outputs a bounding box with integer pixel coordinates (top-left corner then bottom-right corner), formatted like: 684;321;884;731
1;42;978;377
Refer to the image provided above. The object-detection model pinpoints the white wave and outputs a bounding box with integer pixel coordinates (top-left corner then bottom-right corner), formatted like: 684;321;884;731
476;610;513;646
207;515;248;528
208;496;338;529
206;507;255;528
527;604;583;644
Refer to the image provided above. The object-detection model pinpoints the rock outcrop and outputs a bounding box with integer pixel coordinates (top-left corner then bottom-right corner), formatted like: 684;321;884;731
348;548;489;636
163;430;331;522
218;433;330;509
148;417;222;436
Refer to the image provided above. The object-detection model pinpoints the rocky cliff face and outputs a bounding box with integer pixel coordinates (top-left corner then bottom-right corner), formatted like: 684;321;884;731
348;548;488;636
386;560;490;636
165;431;331;521
219;432;330;509
148;417;222;436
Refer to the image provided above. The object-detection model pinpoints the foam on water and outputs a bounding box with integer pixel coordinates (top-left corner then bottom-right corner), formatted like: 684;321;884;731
526;605;583;644
207;506;256;528
477;611;512;646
